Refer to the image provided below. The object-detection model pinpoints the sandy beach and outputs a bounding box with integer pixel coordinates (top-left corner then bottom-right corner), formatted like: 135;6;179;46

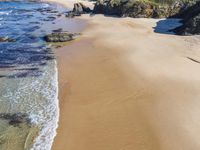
43;1;200;149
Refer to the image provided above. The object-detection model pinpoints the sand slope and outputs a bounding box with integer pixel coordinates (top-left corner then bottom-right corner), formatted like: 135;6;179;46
50;11;200;150
42;0;94;10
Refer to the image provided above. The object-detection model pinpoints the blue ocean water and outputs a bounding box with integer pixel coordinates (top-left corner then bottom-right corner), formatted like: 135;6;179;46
0;1;68;150
0;1;67;78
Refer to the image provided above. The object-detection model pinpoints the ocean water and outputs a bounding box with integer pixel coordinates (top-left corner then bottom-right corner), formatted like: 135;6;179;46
0;1;69;149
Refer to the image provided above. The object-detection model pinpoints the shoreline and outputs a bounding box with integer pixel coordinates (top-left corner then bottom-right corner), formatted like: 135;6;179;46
41;1;200;150
0;2;67;150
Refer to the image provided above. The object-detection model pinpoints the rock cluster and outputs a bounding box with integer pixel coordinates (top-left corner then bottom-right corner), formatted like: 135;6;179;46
93;0;192;18
91;0;200;35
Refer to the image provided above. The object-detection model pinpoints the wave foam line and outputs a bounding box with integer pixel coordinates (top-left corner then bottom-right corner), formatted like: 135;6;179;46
31;60;59;150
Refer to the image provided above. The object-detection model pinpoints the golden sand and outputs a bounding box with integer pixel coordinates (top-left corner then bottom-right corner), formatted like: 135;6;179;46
43;1;200;149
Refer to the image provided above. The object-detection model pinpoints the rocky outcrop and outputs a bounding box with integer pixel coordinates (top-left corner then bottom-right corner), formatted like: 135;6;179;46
66;2;92;18
92;0;200;35
172;1;200;35
93;0;196;18
44;32;79;42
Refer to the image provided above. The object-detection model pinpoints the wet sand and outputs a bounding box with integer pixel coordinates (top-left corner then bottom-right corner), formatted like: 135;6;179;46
44;1;200;150
0;120;39;150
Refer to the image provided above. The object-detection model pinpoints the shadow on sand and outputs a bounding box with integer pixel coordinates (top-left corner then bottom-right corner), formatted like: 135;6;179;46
153;18;183;35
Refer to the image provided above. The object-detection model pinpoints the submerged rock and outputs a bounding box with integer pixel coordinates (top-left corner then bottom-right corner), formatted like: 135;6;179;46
44;32;78;42
0;113;39;150
52;28;63;33
0;37;16;42
0;113;30;126
65;11;81;18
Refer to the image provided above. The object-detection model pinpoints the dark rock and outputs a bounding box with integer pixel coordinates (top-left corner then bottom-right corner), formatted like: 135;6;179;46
65;11;81;18
73;3;84;14
93;0;160;17
44;32;76;42
73;2;92;14
65;11;75;18
30;21;40;24
52;28;63;33
79;2;92;13
66;2;91;18
0;37;16;42
45;16;57;21
93;0;198;18
172;1;200;35
173;14;200;35
170;0;198;18
57;13;62;17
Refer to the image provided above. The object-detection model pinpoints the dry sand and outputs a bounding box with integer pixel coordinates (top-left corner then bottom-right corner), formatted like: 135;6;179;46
42;0;94;9
44;1;200;149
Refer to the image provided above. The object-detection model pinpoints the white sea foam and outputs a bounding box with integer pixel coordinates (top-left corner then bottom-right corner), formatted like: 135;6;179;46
0;2;62;149
30;60;59;150
0;10;12;15
0;12;8;15
0;60;59;150
42;3;50;8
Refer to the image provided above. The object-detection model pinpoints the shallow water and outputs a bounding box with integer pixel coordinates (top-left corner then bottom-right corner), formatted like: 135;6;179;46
0;1;73;149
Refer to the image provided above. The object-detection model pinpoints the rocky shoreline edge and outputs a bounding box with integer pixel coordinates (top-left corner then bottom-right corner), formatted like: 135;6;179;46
1;0;199;45
92;0;200;35
42;0;200;46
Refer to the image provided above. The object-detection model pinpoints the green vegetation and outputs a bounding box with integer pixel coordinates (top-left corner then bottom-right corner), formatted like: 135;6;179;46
150;0;194;5
95;0;195;5
150;0;174;4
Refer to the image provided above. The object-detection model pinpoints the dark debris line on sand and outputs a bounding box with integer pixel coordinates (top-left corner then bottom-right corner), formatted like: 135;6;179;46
187;57;200;64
